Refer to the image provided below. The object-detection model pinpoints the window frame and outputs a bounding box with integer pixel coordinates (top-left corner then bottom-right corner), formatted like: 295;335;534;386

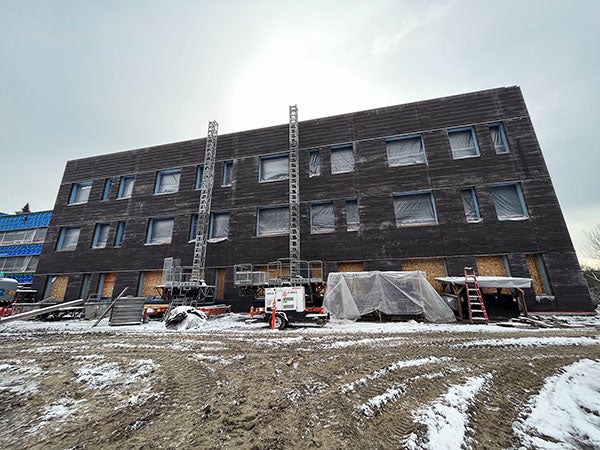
448;127;480;159
488;123;510;154
259;153;289;183
490;182;529;221
114;221;126;247
68;181;92;205
309;149;321;177
154;168;182;195
209;211;230;240
195;165;204;190
310;201;335;234
330;144;355;174
386;134;427;167
102;178;112;201
222;161;233;187
345;198;360;231
146;217;175;245
256;205;289;237
92;223;110;249
117;175;135;199
56;227;81;251
392;191;438;226
460;187;482;223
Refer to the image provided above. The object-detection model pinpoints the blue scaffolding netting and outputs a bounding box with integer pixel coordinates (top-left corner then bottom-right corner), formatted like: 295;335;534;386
0;244;43;257
0;211;52;231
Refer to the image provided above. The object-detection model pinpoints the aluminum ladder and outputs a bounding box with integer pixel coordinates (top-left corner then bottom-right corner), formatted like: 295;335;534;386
464;267;489;324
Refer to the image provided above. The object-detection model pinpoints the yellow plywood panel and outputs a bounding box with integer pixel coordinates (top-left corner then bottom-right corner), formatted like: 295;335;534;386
217;268;226;299
475;256;507;277
526;254;548;294
50;275;69;301
337;262;364;272
401;259;446;293
102;272;116;298
142;271;163;298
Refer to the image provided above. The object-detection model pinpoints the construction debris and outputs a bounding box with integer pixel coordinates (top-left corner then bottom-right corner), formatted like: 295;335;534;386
496;315;596;329
164;306;208;330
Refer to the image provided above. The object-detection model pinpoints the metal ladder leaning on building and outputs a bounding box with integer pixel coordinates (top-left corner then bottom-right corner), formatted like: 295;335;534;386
464;267;489;324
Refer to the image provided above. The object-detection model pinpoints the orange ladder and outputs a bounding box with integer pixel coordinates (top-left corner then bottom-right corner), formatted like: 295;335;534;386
464;267;489;325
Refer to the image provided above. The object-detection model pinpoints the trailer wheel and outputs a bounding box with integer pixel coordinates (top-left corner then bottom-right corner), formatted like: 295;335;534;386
274;314;287;330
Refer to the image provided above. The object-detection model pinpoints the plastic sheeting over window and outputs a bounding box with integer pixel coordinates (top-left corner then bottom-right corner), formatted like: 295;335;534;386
461;188;481;222
449;129;479;159
147;218;174;244
210;212;230;240
223;161;233;186
490;124;509;154
491;184;528;220
93;224;110;248
309;150;321;177
0;255;37;272
387;136;426;166
59;227;80;251
311;202;334;232
260;154;289;181
324;271;456;323
393;193;437;225
331;146;354;173
195;165;204;189
258;207;289;236
345;200;359;230
118;176;134;198
156;170;181;194
69;182;91;204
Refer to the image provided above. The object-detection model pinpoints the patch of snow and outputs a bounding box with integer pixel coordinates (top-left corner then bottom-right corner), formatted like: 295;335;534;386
320;336;406;349
513;358;600;450
0;360;43;395
454;336;600;348
75;362;122;388
26;397;83;433
406;373;493;450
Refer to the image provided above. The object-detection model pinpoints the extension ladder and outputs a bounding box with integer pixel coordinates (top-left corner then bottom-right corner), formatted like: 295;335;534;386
464;267;489;324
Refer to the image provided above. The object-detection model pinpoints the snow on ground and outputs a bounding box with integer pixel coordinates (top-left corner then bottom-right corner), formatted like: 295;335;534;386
0;360;42;395
405;374;493;450
513;358;600;450
75;359;159;389
453;335;600;348
26;397;83;434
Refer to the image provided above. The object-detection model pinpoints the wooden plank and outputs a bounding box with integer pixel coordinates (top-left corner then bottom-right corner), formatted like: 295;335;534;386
217;268;226;299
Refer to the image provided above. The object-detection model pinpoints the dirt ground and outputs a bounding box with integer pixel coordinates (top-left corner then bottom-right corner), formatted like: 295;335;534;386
0;319;599;450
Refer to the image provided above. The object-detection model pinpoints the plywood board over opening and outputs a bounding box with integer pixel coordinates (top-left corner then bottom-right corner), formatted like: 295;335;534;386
142;271;163;298
476;256;508;294
401;258;446;293
526;254;549;295
102;273;116;298
337;261;364;272
50;275;69;301
217;268;226;300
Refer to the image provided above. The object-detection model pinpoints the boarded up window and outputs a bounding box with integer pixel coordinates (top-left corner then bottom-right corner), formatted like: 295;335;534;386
401;258;446;293
337;262;364;272
216;268;226;299
141;271;163;298
101;273;116;298
49;275;69;301
526;254;552;295
475;256;507;276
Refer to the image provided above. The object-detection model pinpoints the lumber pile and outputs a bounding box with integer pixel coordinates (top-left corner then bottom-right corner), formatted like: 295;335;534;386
496;314;598;329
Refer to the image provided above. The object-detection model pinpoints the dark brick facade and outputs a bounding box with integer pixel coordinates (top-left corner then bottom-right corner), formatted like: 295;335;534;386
33;86;594;312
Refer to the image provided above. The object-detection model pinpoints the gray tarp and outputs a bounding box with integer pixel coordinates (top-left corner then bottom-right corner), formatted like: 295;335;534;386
324;271;456;323
435;276;532;289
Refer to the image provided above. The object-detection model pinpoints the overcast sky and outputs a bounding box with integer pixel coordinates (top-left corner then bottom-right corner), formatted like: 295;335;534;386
1;0;598;263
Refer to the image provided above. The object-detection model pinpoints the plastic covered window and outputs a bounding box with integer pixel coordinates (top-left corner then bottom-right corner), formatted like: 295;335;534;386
346;199;359;231
114;221;125;247
223;161;233;186
257;207;289;236
311;202;335;233
210;212;230;240
260;154;289;182
331;146;354;173
147;218;174;244
393;193;437;225
387;136;426;166
461;188;482;222
69;182;92;204
489;124;509;154
102;178;112;201
57;227;80;251
309;150;321;177
118;176;134;199
195;165;204;190
449;128;479;159
491;184;528;220
92;223;110;249
155;169;181;194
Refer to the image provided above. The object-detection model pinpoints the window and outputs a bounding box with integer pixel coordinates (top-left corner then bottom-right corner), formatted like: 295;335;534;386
448;127;480;159
331;145;354;173
102;178;112;201
0;256;36;272
92;223;110;249
309;150;321;177
259;154;289;182
146;218;174;244
346;199;359;231
57;227;81;251
80;273;91;299
43;275;57;299
68;182;92;204
114;221;126;247
491;183;528;220
461;188;482;223
118;176;135;199
223;161;233;186
257;206;289;236
189;214;198;241
311;202;335;233
33;228;47;243
489;123;509;154
393;192;438;226
195;165;204;190
526;254;552;295
386;135;426;166
210;212;230;240
155;169;181;194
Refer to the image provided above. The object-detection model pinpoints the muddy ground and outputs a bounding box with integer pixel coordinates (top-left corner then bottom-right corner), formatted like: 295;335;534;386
0;319;598;449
